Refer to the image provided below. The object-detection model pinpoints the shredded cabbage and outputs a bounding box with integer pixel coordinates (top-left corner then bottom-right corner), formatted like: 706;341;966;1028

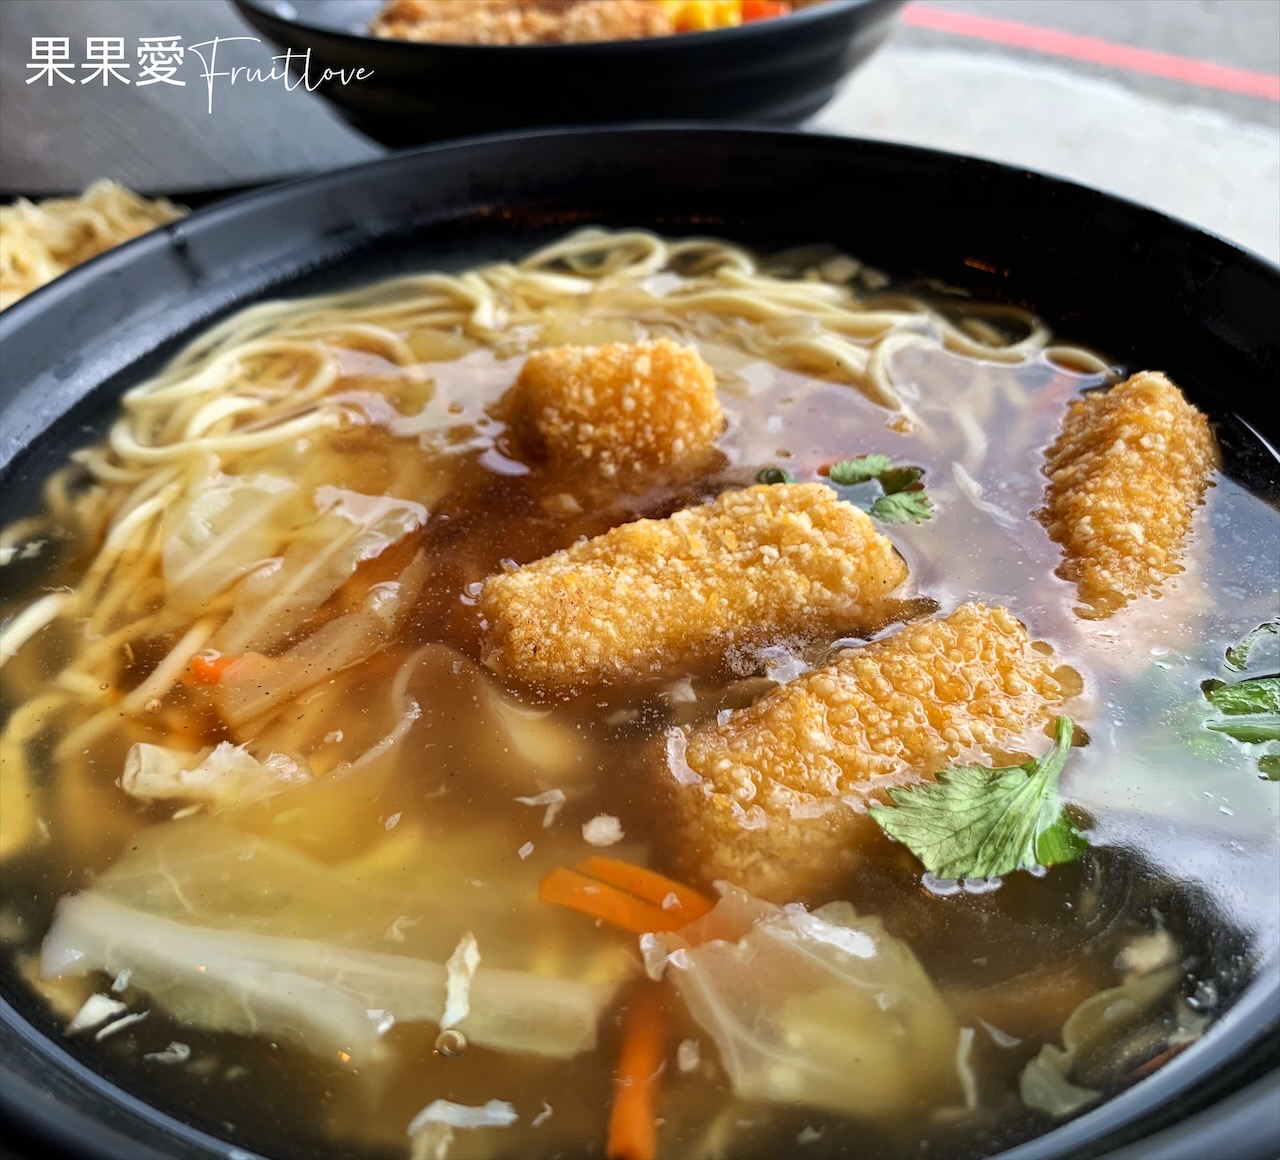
216;487;428;654
407;1098;519;1160
441;932;480;1030
656;885;960;1119
162;470;301;611
38;817;632;1066
121;741;309;805
582;815;623;846
95;1009;148;1041
217;551;427;727
60;818;608;969
143;1041;191;1064
65;993;126;1035
408;1099;518;1133
490;700;583;779
1019;965;1180;1116
237;643;592;800
42;893;618;1061
514;789;566;828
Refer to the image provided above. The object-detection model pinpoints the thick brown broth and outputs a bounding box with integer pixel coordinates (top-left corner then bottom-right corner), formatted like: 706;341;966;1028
1;242;1278;1160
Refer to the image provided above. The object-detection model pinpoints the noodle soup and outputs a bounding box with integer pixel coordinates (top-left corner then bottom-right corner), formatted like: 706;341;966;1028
1;229;1276;1160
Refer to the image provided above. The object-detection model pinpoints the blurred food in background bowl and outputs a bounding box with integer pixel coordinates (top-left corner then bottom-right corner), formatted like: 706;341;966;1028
231;0;905;146
0;182;187;311
367;0;809;44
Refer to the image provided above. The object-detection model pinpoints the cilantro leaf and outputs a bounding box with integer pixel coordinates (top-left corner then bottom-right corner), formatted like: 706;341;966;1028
1259;754;1280;781
1204;675;1280;716
1033;811;1090;867
828;455;894;485
1207;716;1280;744
825;453;934;525
1203;676;1280;744
870;491;935;525
877;465;923;495
756;467;795;485
868;715;1084;880
1226;621;1280;671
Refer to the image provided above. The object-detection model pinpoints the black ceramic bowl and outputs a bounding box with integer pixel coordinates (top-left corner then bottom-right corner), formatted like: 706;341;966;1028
230;0;905;146
1;127;1279;1160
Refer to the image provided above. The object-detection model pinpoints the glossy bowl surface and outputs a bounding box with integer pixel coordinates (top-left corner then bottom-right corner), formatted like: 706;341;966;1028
1;126;1278;1160
231;0;905;145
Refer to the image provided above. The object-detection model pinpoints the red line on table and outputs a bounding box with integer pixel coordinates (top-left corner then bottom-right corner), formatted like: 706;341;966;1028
901;4;1280;102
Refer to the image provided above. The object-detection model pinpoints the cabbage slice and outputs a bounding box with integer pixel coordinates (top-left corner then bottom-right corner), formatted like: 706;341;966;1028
121;741;309;805
216;486;427;654
162;470;302;612
235;642;594;796
42;894;615;1061
38;816;631;1064
216;550;427;727
1019;964;1182;1116
656;885;960;1120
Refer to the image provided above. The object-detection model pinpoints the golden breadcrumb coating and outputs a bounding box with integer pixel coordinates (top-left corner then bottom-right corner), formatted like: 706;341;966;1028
1040;371;1218;620
506;338;723;482
370;0;673;45
665;603;1078;901
480;483;908;691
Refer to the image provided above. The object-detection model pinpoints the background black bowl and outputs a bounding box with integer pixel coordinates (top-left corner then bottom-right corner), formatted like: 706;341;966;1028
230;0;905;146
1;126;1278;1160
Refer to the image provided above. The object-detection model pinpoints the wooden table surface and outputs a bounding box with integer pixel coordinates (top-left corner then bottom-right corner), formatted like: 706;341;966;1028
0;0;383;199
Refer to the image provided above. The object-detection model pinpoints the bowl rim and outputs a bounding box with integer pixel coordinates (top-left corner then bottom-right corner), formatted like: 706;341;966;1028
3;122;1276;350
231;0;883;54
0;123;1277;1160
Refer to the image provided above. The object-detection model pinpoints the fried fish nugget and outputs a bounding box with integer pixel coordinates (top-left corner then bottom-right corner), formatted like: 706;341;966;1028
506;338;723;481
664;603;1078;901
480;483;908;691
1040;371;1218;620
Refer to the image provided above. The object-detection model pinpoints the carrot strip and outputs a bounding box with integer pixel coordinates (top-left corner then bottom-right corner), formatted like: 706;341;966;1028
607;982;667;1160
538;868;685;935
187;653;237;684
577;855;713;924
1133;1039;1194;1079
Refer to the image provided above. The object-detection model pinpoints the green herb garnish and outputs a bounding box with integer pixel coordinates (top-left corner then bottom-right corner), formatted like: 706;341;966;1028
869;491;935;525
827;455;895;485
1210;626;1280;776
1225;621;1279;671
756;466;795;485
1204;675;1280;717
825;455;933;525
1208;717;1280;744
868;715;1085;880
1203;676;1280;744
